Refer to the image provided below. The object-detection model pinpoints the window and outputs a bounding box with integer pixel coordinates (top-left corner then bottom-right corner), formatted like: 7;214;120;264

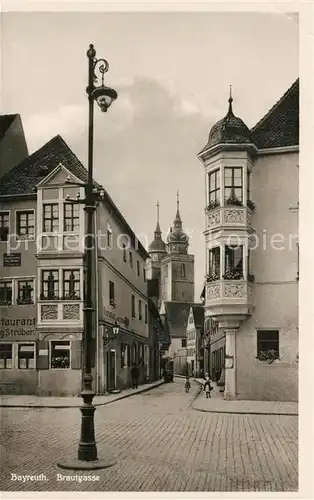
139;343;144;366
43;204;59;232
18;343;35;369
122;243;127;262
63;270;80;300
224;246;243;279
120;343;125;368
50;341;70;369
137;260;140;277
139;300;142;321
0;211;9;241
131;294;135;318
208;170;220;203
145;304;148;324
257;330;279;359
0;281;13;306
247;170;251;201
64;203;80;232
0;343;13;369
181;338;187;348
224;167;243;202
180;263;186;278
208;247;220;277
16;210;35;239
132;343;137;364
17;280;34;305
107;226;112;248
41;270;59;300
129;251;133;269
109;281;115;307
143;269;147;283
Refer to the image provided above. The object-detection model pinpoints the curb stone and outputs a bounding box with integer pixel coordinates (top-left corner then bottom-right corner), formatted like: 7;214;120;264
0;380;165;409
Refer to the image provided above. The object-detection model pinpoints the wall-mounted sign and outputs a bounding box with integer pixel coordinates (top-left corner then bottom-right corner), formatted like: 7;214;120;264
0;317;36;339
3;253;21;267
103;307;129;327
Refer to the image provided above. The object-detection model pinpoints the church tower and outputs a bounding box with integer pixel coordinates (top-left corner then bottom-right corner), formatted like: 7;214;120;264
160;192;195;303
147;201;167;282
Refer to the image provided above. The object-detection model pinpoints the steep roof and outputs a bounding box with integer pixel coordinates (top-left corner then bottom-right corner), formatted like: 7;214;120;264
191;305;204;328
251;78;299;149
160;301;197;338
0;134;148;259
0;114;16;142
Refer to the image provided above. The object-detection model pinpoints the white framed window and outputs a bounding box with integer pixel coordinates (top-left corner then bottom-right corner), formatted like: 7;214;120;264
17;342;35;369
50;340;71;369
0;343;13;369
0;211;10;241
0;280;13;306
17;279;34;305
43;203;59;232
16;210;35;240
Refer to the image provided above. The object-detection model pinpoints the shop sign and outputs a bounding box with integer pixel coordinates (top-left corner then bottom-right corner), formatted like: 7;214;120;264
0;317;36;339
3;253;21;267
103;307;129;327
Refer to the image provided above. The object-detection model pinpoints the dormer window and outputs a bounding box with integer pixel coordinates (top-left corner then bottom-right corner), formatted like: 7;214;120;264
208;169;220;203
224;167;243;203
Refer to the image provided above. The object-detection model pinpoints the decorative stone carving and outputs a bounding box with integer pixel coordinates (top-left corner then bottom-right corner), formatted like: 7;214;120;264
206;284;220;299
41;304;58;320
224;283;245;298
63;304;80;320
207;210;221;227
224;209;244;224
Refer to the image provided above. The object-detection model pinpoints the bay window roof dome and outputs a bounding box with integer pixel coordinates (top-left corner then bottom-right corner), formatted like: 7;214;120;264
202;93;253;152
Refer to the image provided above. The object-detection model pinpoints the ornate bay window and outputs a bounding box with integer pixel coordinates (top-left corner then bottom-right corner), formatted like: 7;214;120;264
43;203;59;232
64;203;80;232
208;169;220;208
207;247;220;281
224;167;243;204
223;246;243;280
63;270;81;300
41;270;59;300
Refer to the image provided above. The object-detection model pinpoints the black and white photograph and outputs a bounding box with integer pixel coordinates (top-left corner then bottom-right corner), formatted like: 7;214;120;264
0;3;307;495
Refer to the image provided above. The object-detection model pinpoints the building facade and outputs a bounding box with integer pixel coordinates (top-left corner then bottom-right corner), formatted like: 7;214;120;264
198;80;299;401
186;305;205;377
0;132;161;395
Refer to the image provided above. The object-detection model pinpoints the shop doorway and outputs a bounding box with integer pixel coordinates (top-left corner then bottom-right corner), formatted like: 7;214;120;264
106;349;116;392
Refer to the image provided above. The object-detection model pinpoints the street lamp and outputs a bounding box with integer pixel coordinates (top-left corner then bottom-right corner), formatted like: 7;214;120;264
103;321;120;346
57;44;117;471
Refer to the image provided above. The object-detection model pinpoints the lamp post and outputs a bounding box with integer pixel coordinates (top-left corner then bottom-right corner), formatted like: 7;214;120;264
57;44;117;471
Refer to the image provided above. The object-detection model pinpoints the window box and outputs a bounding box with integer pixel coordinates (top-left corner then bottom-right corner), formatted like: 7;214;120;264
225;196;243;207
206;273;219;282
247;199;256;211
17;297;34;305
40;293;59;301
223;270;243;280
255;349;279;364
206;200;220;211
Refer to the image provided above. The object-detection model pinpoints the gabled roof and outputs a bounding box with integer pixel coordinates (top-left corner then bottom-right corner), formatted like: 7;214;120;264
160;301;200;338
0;114;16;142
0;134;148;259
251;78;299;149
191;305;204;328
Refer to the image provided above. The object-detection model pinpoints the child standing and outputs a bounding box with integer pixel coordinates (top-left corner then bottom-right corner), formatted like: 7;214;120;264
204;378;212;398
185;376;191;393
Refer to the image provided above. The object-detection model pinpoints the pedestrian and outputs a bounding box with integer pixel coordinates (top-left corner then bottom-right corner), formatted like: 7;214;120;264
185;375;191;393
131;363;139;389
204;378;212;398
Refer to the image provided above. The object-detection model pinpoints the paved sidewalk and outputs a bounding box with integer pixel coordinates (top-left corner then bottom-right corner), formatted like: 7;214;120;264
193;378;298;416
0;379;164;408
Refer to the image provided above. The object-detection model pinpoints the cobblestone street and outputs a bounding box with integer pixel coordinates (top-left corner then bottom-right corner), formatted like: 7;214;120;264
0;379;298;492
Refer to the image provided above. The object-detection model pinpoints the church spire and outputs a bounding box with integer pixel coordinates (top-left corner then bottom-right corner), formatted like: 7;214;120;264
155;200;161;233
174;190;182;223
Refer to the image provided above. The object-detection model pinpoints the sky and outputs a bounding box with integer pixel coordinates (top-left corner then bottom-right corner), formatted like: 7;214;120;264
1;10;299;299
